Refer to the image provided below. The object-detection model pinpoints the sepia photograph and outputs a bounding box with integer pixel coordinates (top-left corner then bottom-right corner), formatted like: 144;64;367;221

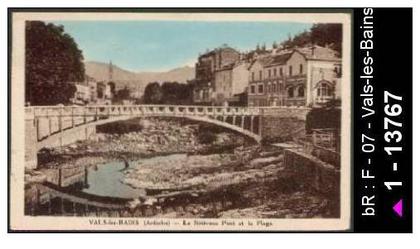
10;10;351;231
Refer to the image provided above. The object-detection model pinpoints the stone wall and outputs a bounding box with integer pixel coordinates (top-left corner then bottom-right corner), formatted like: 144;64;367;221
25;119;38;169
260;107;309;120
25;116;97;169
43;166;87;187
260;116;306;143
43;125;96;148
283;149;340;198
36;116;95;140
259;107;309;142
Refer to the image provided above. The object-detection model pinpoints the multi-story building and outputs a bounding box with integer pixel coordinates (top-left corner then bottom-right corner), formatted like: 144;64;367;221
71;74;97;105
301;46;342;106
213;61;249;106
247;56;273;106
193;45;241;104
85;75;98;103
71;83;91;105
96;81;112;105
248;45;341;107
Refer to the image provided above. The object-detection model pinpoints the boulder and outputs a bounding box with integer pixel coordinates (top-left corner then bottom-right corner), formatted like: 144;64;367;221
139;119;153;129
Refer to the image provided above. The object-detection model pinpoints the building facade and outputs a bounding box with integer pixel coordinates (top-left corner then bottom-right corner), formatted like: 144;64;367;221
306;60;342;106
247;46;341;107
96;82;112;105
193;45;241;104
247;56;272;106
71;83;91;105
213;61;249;106
191;44;341;107
71;74;97;105
85;75;98;103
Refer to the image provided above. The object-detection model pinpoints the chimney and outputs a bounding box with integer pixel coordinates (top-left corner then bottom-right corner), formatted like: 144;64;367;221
311;44;316;57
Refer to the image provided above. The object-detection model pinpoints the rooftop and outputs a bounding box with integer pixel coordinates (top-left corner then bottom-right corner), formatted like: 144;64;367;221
266;52;294;66
295;45;341;61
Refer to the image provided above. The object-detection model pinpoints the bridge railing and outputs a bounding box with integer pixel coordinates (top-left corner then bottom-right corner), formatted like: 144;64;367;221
25;104;312;146
26;105;264;118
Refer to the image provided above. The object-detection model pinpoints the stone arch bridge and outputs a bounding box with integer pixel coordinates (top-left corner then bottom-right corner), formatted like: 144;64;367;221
25;105;310;169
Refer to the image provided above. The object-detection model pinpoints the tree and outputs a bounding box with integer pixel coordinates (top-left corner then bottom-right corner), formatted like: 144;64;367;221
310;24;342;55
143;81;193;105
115;86;131;100
143;82;162;104
160;82;192;104
306;104;341;132
25;21;85;105
161;82;180;104
280;23;342;55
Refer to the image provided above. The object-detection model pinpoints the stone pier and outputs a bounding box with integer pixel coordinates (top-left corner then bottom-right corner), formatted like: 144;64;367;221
25;118;38;170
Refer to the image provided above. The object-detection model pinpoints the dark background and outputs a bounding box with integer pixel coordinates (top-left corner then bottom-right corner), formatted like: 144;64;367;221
353;8;412;232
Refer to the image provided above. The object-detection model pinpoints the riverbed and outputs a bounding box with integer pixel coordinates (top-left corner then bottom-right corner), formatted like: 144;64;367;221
26;117;337;218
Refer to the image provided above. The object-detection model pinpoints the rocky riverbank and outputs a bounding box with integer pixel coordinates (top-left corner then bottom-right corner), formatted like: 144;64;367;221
121;150;283;192
26;117;338;219
36;117;249;170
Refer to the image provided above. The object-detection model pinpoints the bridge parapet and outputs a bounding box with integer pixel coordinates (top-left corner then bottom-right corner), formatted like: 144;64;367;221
259;106;310;120
27;105;311;117
25;105;309;143
28;105;263;118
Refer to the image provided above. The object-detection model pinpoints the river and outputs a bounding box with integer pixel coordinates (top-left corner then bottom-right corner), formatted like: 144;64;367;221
82;154;190;198
25;118;336;218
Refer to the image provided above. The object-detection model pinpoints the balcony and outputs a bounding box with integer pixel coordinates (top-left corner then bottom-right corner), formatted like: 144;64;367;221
315;96;334;104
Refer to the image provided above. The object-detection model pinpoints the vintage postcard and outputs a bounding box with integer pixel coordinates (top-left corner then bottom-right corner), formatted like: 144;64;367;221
9;9;351;231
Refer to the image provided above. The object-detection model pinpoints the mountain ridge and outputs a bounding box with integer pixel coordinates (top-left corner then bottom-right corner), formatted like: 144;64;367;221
84;61;195;95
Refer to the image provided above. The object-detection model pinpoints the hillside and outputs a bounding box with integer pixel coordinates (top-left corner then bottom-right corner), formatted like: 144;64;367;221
85;61;195;95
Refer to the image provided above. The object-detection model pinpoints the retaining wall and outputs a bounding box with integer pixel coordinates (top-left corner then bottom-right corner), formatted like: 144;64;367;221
283;149;340;197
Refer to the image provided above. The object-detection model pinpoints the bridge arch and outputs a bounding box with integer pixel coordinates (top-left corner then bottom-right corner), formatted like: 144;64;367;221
37;114;262;149
25;104;310;169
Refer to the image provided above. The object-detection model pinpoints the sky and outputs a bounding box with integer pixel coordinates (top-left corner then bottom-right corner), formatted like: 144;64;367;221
53;21;312;72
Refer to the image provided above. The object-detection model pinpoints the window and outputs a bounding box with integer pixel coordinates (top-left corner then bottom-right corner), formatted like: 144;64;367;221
289;65;293;76
317;83;333;97
252;72;255;82
272;84;277;93
334;65;342;77
250;85;256;94
273;68;277;77
268;69;271;78
299;64;303;74
279;67;283;76
297;85;305;97
259;70;262;80
288;87;294;98
267;84;271;93
258;84;264;94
